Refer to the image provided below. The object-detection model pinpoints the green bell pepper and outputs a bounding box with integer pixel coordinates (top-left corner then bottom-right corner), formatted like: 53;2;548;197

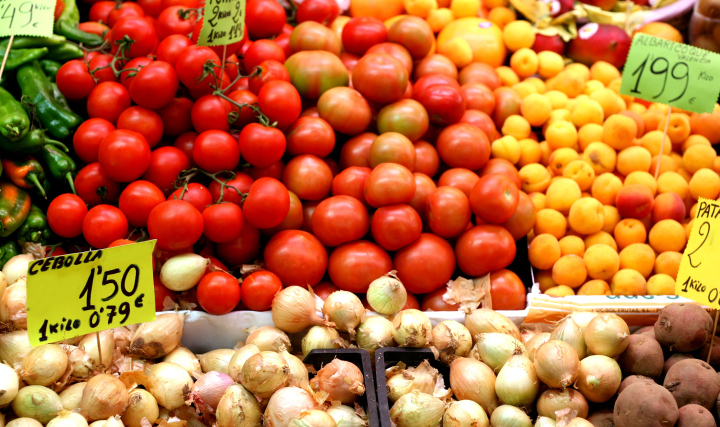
0;47;49;71
0;87;30;141
45;42;85;61
39;60;62;82
36;144;76;193
16;205;51;245
54;0;104;46
0;129;69;154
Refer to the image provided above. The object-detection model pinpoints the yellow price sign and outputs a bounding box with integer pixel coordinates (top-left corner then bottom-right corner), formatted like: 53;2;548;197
676;198;720;308
0;0;55;38
26;241;156;347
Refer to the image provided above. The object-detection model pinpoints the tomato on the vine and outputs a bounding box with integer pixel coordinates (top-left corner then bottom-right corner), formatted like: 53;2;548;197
157;97;194;137
147;200;204;251
111;17;158;58
56;60;96;100
119;180;166;227
197;272;241;315
117;106;164;148
245;0;286;40
192;130;240;173
168;183;213;212
82;205;129;249
202;203;244;243
240;270;283;311
73;118;115;164
142;146;191;196
129;61;179;110
98;129;152;182
87;82;131;125
216;224;261;267
257;80;301;130
243;177;290;229
156;8;196;41
296;0;339;25
238;124;286;168
74;162;121;207
107;2;144;27
208;173;253;206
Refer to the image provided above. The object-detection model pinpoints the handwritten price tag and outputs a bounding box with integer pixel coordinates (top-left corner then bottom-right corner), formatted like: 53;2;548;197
0;0;54;38
620;34;720;114
26;241;156;346
676;198;720;308
197;0;245;47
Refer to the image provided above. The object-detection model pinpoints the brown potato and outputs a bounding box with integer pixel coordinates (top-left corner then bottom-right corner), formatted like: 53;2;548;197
697;336;720;371
664;359;720;409
617;375;656;395
662;353;694;379
586;408;614;427
618;335;664;380
614;382;678;427
654;303;712;352
676;404;715;427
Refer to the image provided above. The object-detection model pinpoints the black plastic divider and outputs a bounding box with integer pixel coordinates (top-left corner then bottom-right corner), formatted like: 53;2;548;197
374;347;450;427
303;348;380;427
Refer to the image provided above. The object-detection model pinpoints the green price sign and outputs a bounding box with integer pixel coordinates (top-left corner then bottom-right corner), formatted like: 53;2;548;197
197;0;245;48
0;0;55;38
620;34;720;114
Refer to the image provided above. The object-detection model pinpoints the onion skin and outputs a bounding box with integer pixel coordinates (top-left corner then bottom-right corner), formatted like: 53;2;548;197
145;362;194;410
442;400;489;427
533;340;580;389
122;390;159;427
80;374;130;421
317;359;365;405
7;419;43;427
289;410;336;427
264;387;319;427
2;254;33;285
0;361;19;407
190;371;234;415
280;351;309;387
239;351;289;399
465;308;522;342
323;290;365;333
326;405;368;427
355;316;395;357
449;357;498;415
78;330;114;368
216;384;262;427
162;345;202;375
576;355;621;403
0;330;32;368
302;326;343;357
198;349;235;374
228;345;261;382
390;391;444;427
246;326;292;352
367;274;407;316
12;385;63;424
392;309;432;348
386;360;437;403
584;314;629;358
432;320;472;362
536;389;589;420
47;411;88;427
0;280;27;329
21;344;69;386
495;352;538;408
129;313;184;359
271;286;327;333
489;405;532;427
59;383;86;411
61;345;94;378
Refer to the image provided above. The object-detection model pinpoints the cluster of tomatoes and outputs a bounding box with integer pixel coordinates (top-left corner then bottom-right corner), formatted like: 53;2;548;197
45;0;531;315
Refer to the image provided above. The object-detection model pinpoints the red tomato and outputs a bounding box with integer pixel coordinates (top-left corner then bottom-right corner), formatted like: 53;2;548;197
409;172;436;221
228;90;259;129
394;233;456;294
190;96;233;133
137;0;162;16
264;230;327;287
202;203;244;243
56;60;96;100
368;132;416;171
352;53;408;105
246;0;286;40
415;84;466;126
172;132;197;165
460;82;496;115
117;106;164;148
119;57;153;89
89;0;115;22
340;52;360;71
460;110;498;140
342;17;387;56
129;61;179;110
209;173;254;206
282;155;333;201
438;168;479;199
371;204;422;251
455;225;516;277
240;271;283;311
501;191;536;241
238;124;286;168
243;177;291;229
248;160;284;181
286;117;335;157
436;123;491;170
257;80;301;130
317;87;372;136
332;166;371;206
157;97;193;137
427;186;472;238
490;269;526;310
296;0;339;25
82;205;129;249
86;82;131;125
479;158;521;189
412;73;460;96
242;39;286;72
459;62;502;89
261;190;304;236
119;181;166;227
403;293;421;310
301;200;320;233
107;2;144;27
168;183;213;212
311;196;369;247
111;17;158;58
175;46;220;91
414;54;457;81
328;240;392;293
142;146;191;196
72;118;115;164
366;43;413;75
98;129;151;182
313;281;339;300
338;134;373;170
148;200;204;250
364;163;416;207
216;224;261;267
156;35;193;66
421;287;460;311
155;7;197;40
413;140;439;177
197;272;241;315
74;163;121;207
470;174;519;224
192;130;240;173
248;59;290;94
47;194;88;238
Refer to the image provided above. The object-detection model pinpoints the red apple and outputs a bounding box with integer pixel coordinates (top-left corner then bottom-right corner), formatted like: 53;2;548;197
579;0;618;10
532;34;566;55
566;23;631;69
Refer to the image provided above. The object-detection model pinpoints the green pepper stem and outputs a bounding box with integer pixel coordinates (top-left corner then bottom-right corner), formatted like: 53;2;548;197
44;138;69;152
65;172;76;195
27;174;47;198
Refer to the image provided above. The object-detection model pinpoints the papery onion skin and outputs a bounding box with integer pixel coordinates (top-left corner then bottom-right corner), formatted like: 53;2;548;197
80;374;130;421
0;280;27;329
12;385;64;424
113;326;134;354
145;362;194;410
489;405;532;427
240;351;289;399
264;387;319;427
47;410;89;427
392;309;432;348
533;340;580;390
450;358;498;415
390;390;445;427
317;359;365;405
550;318;586;360
536;389;589;420
323;290;365;333
280;351;309;387
21;344;69;386
0;329;32;368
355;316;395;357
6;418;43;427
129;313;184;359
198;349;235;374
0;362;19;407
367;274;407;315
568;312;598;335
326;405;368;427
61;345;94;378
216;384;262;427
59;383;86;411
190;371;234;415
386;360;437;403
289;410;337;427
575;355;621;403
78;330;114;368
228;344;261;382
302;326;343;357
465;308;522;342
526;333;550;363
160;253;209;291
584;314;629;358
534;416;557;427
442;400;489;427
472;333;526;372
432;320;472;362
272;286;328;333
246;326;292;352
495;351;538;408
162;345;202;375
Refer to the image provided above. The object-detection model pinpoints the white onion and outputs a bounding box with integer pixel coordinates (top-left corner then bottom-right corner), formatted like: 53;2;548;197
495;350;538;408
575;355;621;403
449;358;498;415
2;254;33;285
228;344;260;382
550;318;586;360
246;326;291;352
0;362;18;407
216;384;262;427
280;351;309;387
526;333;551;362
490;405;532;427
47;410;88;427
390;391;444;427
59;383;86;411
160;253;209;291
12;385;63;424
121;389;159;427
326;405;367;427
198;349;235;374
533;341;580;389
443;400;489;427
0;329;31;368
583;314;629;358
145;362;194;410
472;333;526;372
289;410;336;427
129;313;184;359
190;371;234;415
264;386;319;427
302;326;343;356
239;351;289;398
323;290;365;334
567;312;598;335
20;344;69;386
317;359;365;405
6;419;42;427
465;309;522;341
60;345;94;378
356;316;395;358
432;320;473;362
80;374;129;421
272;286;330;333
0;280;26;329
366;273;407;315
78;330;113;368
163;345;201;375
392;309;432;348
386;360;437;403
536;389;588;420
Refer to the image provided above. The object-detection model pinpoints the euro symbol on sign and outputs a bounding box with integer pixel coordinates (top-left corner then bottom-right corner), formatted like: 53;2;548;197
690;97;695;104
